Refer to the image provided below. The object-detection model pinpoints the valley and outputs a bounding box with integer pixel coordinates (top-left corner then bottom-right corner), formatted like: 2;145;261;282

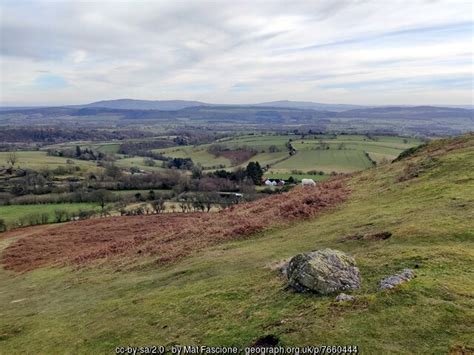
0;131;421;231
0;134;472;352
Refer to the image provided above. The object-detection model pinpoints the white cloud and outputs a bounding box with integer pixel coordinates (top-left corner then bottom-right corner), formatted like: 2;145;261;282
71;50;87;64
0;0;472;105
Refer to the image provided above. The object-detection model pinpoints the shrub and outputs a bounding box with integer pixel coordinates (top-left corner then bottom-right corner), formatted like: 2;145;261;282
151;199;166;214
78;210;95;220
40;213;49;224
54;209;70;223
143;157;156;167
0;218;6;232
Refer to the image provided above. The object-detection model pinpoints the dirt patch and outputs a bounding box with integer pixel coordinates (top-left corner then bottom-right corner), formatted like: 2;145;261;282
449;345;474;355
2;179;350;272
250;334;280;347
364;231;392;240
340;231;392;242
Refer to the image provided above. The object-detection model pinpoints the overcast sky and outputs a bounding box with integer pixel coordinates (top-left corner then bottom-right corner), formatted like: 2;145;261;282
0;0;472;106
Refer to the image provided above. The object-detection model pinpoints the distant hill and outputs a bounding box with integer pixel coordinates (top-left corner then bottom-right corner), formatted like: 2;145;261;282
1;101;472;136
80;99;365;112
254;100;365;111
335;105;474;120
79;99;207;110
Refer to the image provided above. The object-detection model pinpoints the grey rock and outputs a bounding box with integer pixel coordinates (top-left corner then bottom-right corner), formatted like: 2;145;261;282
287;248;361;294
379;269;414;290
335;293;356;302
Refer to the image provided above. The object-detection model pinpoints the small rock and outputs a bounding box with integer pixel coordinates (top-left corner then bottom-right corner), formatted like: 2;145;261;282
335;293;356;302
379;269;414;290
287;248;361;294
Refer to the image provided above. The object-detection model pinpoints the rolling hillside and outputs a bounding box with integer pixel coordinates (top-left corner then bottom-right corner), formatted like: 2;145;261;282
0;134;473;353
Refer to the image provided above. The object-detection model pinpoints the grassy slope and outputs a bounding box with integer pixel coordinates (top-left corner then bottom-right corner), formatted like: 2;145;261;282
0;135;473;353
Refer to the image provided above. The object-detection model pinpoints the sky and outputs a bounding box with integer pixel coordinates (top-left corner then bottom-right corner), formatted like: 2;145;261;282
0;0;473;106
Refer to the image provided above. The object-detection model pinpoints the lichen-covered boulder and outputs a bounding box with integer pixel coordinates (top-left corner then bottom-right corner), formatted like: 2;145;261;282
287;248;361;294
379;269;414;290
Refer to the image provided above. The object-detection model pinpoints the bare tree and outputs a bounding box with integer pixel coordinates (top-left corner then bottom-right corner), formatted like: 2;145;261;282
151;198;166;214
6;152;18;168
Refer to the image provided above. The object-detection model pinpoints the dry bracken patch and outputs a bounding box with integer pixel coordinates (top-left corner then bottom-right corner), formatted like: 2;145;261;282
2;179;350;272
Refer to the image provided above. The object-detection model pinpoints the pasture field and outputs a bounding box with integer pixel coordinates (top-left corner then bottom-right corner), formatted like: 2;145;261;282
238;151;289;167
0;203;100;226
156;145;231;169
161;134;422;174
0;135;472;352
272;150;373;173
263;172;330;181
111;189;170;197
87;143;121;154
219;134;290;150
0;151;98;171
114;156;168;172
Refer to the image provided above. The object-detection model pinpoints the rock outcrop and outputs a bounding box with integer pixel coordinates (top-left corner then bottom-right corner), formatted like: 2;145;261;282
379;269;414;290
287;248;361;294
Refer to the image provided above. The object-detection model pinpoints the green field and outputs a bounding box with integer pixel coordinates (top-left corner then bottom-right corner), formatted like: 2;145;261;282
161;134;422;174
263;172;330;181
14;134;421;176
156;145;231;169
114;156;168;172
272;150;373;173
0;203;100;227
88;143;121;154
0;151;97;171
0;135;472;352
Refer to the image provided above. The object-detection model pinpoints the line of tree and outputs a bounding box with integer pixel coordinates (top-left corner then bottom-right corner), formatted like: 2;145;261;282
47;146;109;161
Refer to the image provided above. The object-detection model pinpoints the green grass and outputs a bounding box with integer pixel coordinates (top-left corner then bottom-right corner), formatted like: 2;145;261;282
263;172;330;181
161;134;421;173
88;143;121;154
272;149;374;173
0;135;472;353
114;156;168;172
0;203;100;227
156;145;231;169
0;151;97;171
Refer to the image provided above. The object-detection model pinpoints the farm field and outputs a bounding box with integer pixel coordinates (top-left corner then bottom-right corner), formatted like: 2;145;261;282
0;203;100;227
87;142;121;154
156;145;231;169
160;134;422;174
263;172;329;181
0;151;97;171
0;135;472;352
114;156;168;172
272;150;373;173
